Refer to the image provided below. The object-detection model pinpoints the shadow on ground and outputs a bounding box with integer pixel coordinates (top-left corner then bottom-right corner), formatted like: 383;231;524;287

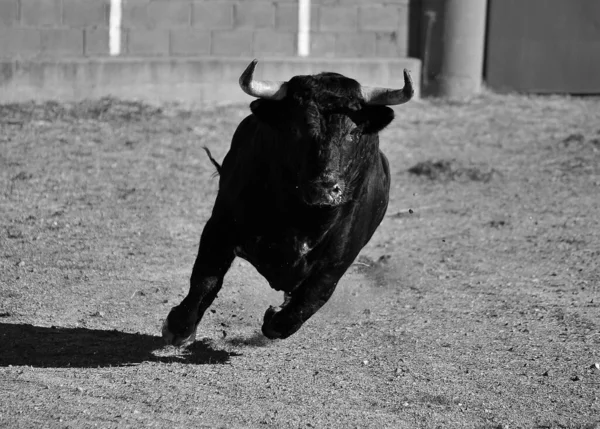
0;323;239;368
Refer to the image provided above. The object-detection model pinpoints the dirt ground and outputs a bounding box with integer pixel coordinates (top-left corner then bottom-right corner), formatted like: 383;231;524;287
1;94;599;428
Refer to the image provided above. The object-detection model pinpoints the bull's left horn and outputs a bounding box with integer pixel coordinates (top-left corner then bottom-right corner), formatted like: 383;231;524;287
239;59;288;100
361;69;414;106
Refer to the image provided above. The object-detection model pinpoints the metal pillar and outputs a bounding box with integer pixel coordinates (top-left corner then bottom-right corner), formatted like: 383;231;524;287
422;0;488;97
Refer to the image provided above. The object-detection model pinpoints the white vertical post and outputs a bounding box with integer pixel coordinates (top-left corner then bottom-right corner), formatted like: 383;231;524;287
109;0;122;56
297;0;310;57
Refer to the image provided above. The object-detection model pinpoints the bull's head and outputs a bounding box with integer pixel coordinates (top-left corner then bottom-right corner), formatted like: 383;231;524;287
240;60;414;207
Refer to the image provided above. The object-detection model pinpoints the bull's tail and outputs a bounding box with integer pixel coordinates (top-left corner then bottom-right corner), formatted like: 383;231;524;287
203;146;222;176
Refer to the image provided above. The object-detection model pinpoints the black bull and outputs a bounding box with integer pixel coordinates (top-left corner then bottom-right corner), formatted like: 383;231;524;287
163;60;414;344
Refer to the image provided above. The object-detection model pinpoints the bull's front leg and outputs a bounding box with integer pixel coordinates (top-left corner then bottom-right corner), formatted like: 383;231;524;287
162;217;235;346
261;269;345;339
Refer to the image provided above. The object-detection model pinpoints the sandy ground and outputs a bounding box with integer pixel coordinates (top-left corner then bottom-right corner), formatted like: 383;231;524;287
1;95;599;428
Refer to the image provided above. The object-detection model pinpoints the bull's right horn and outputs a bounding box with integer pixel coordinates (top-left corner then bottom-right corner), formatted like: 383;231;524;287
239;59;288;100
361;69;414;106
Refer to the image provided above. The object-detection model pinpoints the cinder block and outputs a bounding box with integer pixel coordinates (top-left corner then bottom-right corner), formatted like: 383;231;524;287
276;4;297;30
375;29;408;57
335;32;376;57
21;0;63;27
254;31;295;56
211;30;253;56
193;2;234;30
359;6;401;31
0;1;19;27
310;32;335;57
170;29;211;55
276;4;319;31
41;29;84;57
85;28;110;56
63;0;108;27
147;2;191;28
122;0;149;29
319;6;357;31
0;28;41;58
310;6;321;32
127;29;170;56
235;2;275;29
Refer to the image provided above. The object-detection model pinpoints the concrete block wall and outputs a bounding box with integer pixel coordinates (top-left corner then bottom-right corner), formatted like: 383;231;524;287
0;0;109;58
0;0;422;103
0;0;417;59
312;0;414;58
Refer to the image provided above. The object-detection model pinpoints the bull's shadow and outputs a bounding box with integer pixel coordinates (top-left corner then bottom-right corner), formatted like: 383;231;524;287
0;322;239;368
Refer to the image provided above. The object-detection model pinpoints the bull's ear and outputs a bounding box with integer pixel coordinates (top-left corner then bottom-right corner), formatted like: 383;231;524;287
250;99;285;124
360;105;395;134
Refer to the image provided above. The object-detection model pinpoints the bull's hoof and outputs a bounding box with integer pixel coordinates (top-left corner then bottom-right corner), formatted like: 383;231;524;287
161;307;198;347
261;306;284;339
261;305;302;340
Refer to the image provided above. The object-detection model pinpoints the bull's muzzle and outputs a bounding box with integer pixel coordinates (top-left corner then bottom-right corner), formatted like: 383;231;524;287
303;179;345;207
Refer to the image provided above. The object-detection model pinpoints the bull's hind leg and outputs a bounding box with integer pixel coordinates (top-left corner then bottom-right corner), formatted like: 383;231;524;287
261;269;344;339
162;217;235;346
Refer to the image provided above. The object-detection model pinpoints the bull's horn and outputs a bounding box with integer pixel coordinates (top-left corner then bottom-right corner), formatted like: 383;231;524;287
239;59;288;100
361;69;414;106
